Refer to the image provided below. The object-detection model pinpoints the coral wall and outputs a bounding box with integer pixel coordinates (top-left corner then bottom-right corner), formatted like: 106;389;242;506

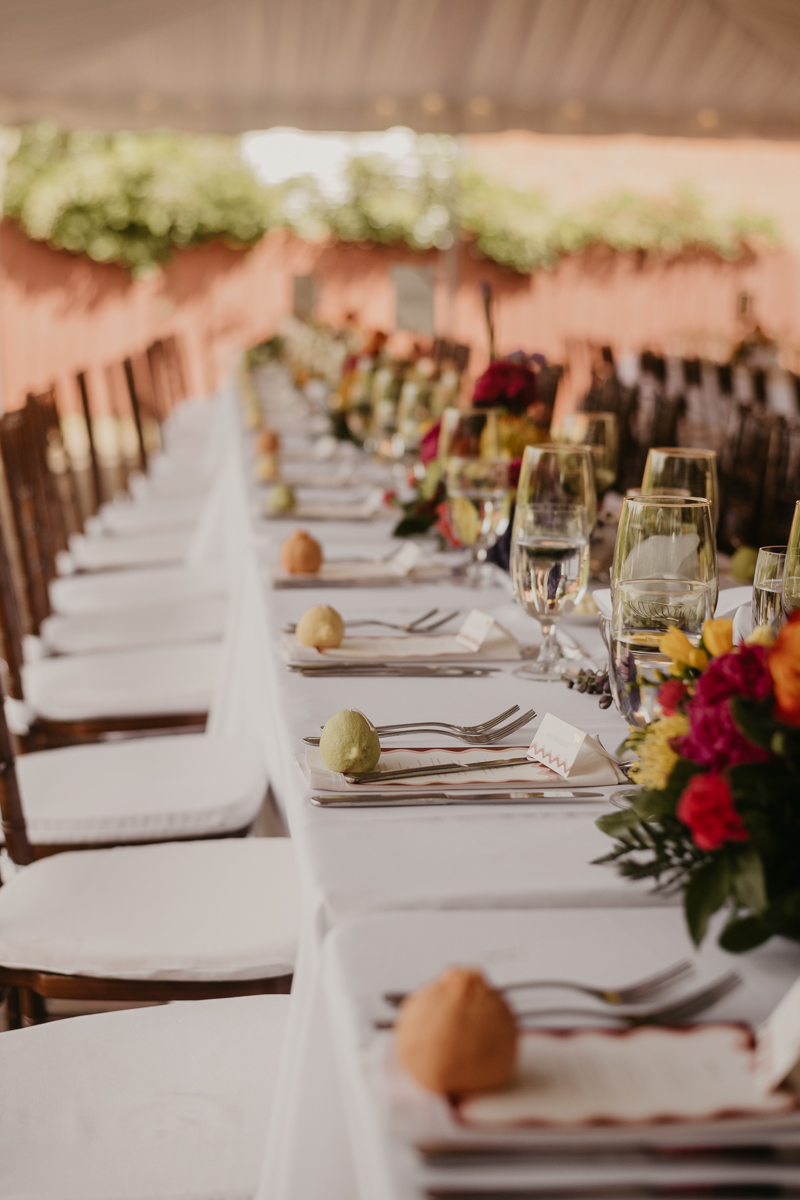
2;216;798;417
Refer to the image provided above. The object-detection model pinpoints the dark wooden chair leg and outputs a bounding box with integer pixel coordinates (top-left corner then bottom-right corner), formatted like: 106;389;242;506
19;987;48;1026
5;984;22;1029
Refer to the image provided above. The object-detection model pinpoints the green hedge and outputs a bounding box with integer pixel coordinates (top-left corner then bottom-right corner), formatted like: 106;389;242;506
2;124;781;276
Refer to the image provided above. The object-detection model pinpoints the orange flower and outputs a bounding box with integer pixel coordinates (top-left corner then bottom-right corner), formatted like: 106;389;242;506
769;612;800;727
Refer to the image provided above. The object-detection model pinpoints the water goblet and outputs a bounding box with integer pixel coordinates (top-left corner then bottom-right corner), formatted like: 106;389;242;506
511;503;591;680
752;546;787;632
612;495;719;615
552;411;619;497
641;448;719;529
446;457;511;587
516;443;597;531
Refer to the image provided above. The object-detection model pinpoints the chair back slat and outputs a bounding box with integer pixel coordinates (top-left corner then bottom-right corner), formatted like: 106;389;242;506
0;411;53;632
76;372;104;510
162;334;187;404
123;356;149;471
0;674;32;866
0;501;26;703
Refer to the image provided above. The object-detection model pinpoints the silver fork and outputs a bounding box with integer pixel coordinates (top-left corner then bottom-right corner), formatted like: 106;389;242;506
376;704;520;736
282;608;460;635
374;973;740;1031
382;959;692;1009
516;972;741;1027
303;708;536;747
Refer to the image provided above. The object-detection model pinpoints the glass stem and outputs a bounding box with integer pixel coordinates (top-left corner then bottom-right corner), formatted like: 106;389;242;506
538;619;560;665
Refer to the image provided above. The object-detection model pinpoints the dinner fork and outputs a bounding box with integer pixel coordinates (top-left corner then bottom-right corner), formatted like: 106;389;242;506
382;959;692;1009
282;608;460;635
303;708;536;747
374;973;741;1031
375;705;521;736
515;972;741;1027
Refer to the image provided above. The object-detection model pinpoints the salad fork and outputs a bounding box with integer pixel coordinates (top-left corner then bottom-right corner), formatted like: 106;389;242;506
303;708;536;747
283;608;460;635
383;959;692;1009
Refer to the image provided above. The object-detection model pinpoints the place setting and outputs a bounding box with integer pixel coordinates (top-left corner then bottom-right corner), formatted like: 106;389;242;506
268;529;464;588
294;704;627;807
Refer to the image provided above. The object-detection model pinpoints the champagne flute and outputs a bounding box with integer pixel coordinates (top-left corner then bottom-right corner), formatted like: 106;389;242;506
610;578;714;729
516;443;597;531
511;503;591;680
552;411;619;497
784;502;800;618
612;495;719;615
641;448;719;529
446;457;511;587
752;546;786;631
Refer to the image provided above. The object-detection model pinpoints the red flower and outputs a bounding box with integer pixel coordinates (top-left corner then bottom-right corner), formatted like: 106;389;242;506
677;773;749;851
658;679;688;716
433;501;461;548
472;360;537;415
419;420;441;465
678;645;773;771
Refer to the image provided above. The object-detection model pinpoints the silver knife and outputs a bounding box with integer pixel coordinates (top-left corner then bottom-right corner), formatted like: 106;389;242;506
345;755;532;783
311;790;604;807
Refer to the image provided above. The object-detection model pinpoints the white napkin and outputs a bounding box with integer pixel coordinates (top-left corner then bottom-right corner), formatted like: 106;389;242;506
263;487;385;521
282;623;520;664
733;604;754;644
269;559;455;588
298;743;626;793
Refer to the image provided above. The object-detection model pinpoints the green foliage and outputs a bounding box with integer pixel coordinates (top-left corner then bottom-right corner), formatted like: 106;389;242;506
4;123;279;275
2;124;782;278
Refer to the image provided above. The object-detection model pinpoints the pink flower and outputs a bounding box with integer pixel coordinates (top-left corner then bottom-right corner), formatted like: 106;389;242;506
419;420;441;465
678;645;773;771
677;773;749;851
472;360;537;415
658;679;689;716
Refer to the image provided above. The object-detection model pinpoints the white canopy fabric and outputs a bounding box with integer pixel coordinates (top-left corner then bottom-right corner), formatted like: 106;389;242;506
0;0;799;137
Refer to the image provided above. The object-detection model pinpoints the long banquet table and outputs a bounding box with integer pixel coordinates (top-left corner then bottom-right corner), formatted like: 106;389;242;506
203;405;692;1200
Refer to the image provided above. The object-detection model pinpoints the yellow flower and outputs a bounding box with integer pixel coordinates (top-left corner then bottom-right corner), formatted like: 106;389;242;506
659;628;708;671
628;714;689;789
746;625;776;647
702;618;734;658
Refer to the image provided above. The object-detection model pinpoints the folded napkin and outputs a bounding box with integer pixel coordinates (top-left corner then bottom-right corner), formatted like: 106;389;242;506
282;622;520;664
733;603;754;644
269;559;456;588
298;742;626;792
593;585;752;621
262;486;386;521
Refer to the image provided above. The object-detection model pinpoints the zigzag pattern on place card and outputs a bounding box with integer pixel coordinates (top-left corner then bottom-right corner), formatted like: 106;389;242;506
531;741;570;775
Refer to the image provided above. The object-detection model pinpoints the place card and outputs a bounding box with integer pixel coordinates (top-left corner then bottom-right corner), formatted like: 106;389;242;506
455;609;495;652
756;976;800;1093
528;713;587;779
388;542;422;576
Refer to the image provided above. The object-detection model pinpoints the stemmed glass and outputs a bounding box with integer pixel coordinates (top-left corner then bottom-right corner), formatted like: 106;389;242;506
511;503;591;680
552;411;619;498
446;457;511;587
641;448;719;529
516;443;597;531
784;502;800;618
609;496;718;728
752;546;787;632
438;408;500;463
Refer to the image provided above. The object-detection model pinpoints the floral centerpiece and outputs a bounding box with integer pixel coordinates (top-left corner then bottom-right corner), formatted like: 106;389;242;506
597;614;800;952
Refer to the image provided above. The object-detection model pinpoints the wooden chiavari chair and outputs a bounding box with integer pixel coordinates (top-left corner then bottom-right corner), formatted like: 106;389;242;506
75;371;105;510
718;404;777;551
0;673;297;1025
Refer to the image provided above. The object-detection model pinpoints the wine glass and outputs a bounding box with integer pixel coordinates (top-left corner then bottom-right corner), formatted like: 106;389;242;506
610;578;714;730
612;495;719;615
438;408;501;463
641;448;719;529
784;502;800;618
752;546;787;632
446;457;511;587
552;411;619;497
516;443;597;531
511;503;591;680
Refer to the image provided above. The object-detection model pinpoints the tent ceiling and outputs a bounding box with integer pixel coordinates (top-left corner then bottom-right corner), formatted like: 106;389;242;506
1;0;799;138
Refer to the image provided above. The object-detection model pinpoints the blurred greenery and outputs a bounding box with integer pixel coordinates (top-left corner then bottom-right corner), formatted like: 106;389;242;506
3;123;279;275
2;124;782;277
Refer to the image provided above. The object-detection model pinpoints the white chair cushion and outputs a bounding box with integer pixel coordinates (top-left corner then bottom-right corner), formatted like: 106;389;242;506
70;530;191;572
41;594;227;655
5;734;265;845
0;838;300;979
0;994;289;1200
99;495;204;535
23;643;219;721
49;563;228;616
